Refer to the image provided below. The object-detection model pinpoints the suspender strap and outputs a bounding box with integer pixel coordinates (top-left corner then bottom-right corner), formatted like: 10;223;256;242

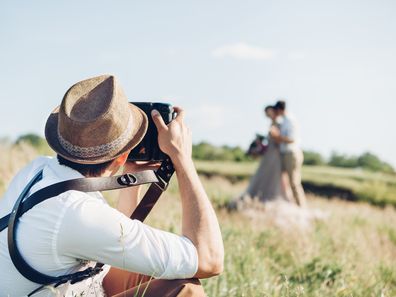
6;169;159;289
1;158;175;296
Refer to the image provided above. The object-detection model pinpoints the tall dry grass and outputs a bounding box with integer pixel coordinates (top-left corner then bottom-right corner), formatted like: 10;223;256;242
143;177;396;297
0;142;43;194
1;144;395;296
195;160;396;207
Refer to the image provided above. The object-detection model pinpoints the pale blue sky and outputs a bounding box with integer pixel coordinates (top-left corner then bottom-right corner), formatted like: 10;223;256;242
1;0;396;165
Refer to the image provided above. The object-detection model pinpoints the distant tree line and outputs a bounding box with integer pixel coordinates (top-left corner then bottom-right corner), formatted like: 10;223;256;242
328;152;394;173
0;133;53;155
192;142;248;162
5;134;394;174
303;150;394;173
193;142;394;174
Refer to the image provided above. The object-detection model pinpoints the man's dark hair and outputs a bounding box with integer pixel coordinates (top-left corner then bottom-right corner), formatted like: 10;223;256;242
274;100;286;111
57;155;114;177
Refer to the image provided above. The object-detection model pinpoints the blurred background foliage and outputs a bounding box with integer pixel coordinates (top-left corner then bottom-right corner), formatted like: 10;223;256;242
192;140;394;174
6;134;394;174
1;133;396;296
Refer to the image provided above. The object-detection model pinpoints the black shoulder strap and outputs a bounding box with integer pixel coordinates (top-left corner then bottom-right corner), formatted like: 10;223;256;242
1;158;174;296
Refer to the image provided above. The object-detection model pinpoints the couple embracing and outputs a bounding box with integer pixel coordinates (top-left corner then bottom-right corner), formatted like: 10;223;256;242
242;100;306;207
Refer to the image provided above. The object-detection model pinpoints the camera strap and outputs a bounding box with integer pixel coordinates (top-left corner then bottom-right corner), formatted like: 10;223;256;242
130;157;174;221
91;157;175;277
0;158;175;296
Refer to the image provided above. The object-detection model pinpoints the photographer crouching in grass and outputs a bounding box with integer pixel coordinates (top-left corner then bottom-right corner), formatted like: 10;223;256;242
0;75;224;296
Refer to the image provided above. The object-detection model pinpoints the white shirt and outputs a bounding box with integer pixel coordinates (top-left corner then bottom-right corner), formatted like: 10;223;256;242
278;113;301;153
0;157;198;297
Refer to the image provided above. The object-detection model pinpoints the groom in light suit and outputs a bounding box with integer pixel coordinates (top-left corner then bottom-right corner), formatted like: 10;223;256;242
271;100;306;207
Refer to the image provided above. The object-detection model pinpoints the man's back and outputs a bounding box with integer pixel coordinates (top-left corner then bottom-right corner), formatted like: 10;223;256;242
0;75;224;296
279;113;301;153
0;157;198;296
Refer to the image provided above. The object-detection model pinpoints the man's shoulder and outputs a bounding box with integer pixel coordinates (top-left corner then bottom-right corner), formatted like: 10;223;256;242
16;156;53;181
27;156;54;170
31;156;108;210
0;156;54;210
32;189;110;234
284;113;298;125
286;112;297;120
56;189;103;203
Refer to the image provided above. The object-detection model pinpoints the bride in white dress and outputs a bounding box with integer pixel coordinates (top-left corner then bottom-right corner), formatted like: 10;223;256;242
233;106;289;208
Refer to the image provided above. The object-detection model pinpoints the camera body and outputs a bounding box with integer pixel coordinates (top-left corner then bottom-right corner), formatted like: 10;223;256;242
128;102;175;162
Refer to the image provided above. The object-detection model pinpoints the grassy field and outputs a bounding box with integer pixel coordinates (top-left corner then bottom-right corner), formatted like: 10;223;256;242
195;160;396;208
1;144;396;296
146;181;396;297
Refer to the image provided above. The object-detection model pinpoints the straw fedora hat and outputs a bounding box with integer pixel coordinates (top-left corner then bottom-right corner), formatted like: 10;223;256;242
45;75;148;164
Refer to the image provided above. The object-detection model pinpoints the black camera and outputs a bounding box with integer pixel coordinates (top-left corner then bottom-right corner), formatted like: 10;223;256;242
128;102;175;162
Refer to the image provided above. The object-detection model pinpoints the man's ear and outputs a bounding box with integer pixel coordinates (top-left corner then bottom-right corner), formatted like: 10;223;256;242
113;152;129;167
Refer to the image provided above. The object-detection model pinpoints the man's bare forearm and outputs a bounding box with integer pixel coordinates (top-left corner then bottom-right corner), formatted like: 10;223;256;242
117;186;140;217
116;162;160;217
150;107;224;278
173;155;224;278
273;135;294;144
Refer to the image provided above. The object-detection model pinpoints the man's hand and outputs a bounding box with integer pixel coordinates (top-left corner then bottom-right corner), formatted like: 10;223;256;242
270;126;283;144
151;107;192;168
270;126;294;144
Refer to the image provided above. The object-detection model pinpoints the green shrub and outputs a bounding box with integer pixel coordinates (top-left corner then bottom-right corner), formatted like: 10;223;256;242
357;152;394;173
329;151;394;174
16;133;46;147
303;150;325;166
192;142;251;162
15;133;53;155
328;152;359;168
